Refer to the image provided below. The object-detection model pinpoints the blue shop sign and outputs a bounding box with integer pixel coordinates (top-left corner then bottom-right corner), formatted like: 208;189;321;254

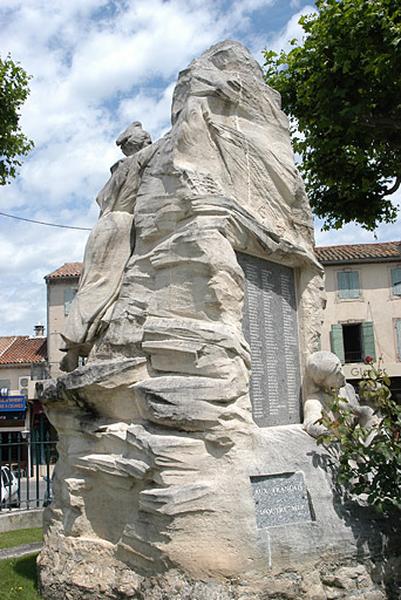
0;396;27;412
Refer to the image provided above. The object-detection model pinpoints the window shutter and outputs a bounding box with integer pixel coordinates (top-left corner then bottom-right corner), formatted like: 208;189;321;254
330;324;345;363
64;288;77;316
395;320;401;360
348;271;360;298
391;267;401;296
338;271;360;299
338;272;350;298
361;321;376;361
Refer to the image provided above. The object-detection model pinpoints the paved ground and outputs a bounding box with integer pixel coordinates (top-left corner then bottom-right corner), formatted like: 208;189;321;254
19;477;48;508
0;542;43;559
1;477;48;512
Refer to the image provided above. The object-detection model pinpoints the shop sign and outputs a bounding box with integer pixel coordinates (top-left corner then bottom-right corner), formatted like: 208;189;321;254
0;396;27;412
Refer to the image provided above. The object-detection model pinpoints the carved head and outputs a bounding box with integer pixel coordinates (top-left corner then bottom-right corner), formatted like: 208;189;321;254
306;351;346;390
171;40;264;125
116;121;152;156
201;40;263;77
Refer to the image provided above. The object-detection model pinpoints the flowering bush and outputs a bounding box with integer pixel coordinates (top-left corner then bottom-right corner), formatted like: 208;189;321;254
317;360;401;514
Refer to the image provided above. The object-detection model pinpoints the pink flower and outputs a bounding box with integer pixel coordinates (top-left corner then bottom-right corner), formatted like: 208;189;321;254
364;355;374;364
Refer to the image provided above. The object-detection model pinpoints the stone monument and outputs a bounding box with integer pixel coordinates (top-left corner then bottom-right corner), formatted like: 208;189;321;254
38;41;400;599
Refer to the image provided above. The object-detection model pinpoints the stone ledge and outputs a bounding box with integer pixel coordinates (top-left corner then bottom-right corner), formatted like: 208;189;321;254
0;509;43;533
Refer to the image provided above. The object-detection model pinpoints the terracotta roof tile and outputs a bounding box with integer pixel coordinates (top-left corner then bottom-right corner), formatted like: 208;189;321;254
0;336;16;356
315;241;401;264
45;262;83;281
0;336;47;365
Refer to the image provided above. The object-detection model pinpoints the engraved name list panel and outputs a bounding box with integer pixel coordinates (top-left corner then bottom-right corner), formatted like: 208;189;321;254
237;252;301;427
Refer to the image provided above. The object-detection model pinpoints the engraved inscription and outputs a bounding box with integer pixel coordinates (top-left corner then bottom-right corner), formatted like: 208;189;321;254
251;472;313;528
237;252;301;427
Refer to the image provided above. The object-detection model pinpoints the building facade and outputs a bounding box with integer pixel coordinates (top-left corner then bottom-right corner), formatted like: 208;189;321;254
0;329;48;466
45;262;81;378
316;241;401;401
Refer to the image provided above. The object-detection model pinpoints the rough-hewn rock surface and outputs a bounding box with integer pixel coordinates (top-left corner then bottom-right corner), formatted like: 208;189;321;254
38;40;400;599
39;542;401;600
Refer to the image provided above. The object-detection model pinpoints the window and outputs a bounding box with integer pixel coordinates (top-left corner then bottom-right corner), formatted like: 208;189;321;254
0;380;11;394
343;324;362;362
337;270;360;299
64;287;77;316
31;365;47;381
391;267;401;297
330;321;376;364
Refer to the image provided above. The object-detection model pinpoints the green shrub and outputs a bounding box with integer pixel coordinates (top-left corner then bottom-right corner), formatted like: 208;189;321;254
317;360;401;514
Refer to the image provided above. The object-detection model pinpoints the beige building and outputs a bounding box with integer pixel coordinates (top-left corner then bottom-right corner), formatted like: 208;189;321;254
0;329;48;464
45;262;82;378
0;330;47;419
315;241;401;401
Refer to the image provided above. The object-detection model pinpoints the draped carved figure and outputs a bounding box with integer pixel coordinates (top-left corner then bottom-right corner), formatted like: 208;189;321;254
60;122;155;372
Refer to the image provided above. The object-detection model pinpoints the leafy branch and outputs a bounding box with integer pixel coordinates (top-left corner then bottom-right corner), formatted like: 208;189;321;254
264;0;401;231
0;54;34;185
317;360;401;514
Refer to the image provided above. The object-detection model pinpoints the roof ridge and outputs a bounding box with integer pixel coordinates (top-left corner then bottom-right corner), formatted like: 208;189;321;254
315;240;400;250
315;240;401;264
45;261;83;280
0;336;18;358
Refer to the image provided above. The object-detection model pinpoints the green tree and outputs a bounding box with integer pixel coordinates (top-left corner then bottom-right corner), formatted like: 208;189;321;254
264;0;401;231
0;54;34;185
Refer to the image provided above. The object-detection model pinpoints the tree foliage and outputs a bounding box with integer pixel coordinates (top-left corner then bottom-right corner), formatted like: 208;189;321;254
264;0;401;230
317;361;401;514
0;54;34;185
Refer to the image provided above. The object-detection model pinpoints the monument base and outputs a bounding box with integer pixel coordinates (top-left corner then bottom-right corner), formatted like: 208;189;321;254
38;538;399;600
38;426;401;599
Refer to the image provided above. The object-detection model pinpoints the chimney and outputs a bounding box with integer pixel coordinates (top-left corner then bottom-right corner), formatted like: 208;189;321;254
34;323;45;337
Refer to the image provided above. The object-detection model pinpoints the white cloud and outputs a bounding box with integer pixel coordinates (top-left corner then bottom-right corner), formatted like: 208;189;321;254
314;189;401;246
2;226;88;275
267;5;316;54
315;214;401;247
1;0;397;337
118;83;175;140
0;219;89;335
1;0;278;335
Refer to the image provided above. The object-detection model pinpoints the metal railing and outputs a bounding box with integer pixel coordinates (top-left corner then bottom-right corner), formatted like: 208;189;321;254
0;431;57;511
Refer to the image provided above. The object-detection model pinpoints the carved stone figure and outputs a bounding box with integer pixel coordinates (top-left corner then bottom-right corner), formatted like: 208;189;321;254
38;42;394;600
60;122;155;372
303;350;376;438
116;120;151;157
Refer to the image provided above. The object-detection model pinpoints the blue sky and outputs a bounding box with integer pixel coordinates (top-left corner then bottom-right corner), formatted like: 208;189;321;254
0;0;400;336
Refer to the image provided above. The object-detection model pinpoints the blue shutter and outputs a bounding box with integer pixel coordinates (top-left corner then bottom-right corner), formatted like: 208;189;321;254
338;271;360;299
361;321;376;361
348;271;360;298
391;267;401;296
396;320;401;360
338;272;350;298
330;324;345;363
